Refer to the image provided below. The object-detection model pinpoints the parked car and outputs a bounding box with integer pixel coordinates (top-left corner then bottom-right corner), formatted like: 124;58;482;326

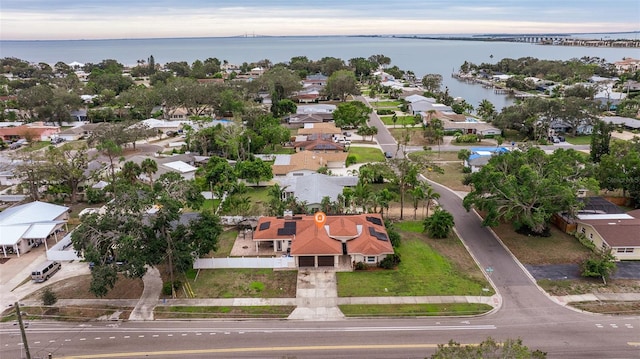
31;261;61;283
384;151;393;159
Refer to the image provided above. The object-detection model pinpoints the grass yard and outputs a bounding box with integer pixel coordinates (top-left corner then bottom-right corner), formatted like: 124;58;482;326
492;223;592;265
389;128;431;147
27;274;144;300
563;135;592;145
380;115;421;127
339;303;492;317
348;146;385;163
1;306;133;322
337;223;492;297
371;100;402;108
421;162;469;192
537;278;640;296
209;229;238;257
154;306;294;319
178;268;297;299
569;301;640;315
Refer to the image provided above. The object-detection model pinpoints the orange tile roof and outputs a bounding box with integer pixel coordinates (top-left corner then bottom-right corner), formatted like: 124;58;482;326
253;214;394;256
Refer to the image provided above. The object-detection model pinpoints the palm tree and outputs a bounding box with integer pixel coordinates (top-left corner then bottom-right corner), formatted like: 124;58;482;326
353;182;372;213
267;184;287;216
376;188;397;218
409;185;426;220
140;158;158;186
423;208;455;239
423;185;441;218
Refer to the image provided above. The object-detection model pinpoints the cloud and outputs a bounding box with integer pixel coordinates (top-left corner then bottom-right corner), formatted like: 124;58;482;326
1;0;639;40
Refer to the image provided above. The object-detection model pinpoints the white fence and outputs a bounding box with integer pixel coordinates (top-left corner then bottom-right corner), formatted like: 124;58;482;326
194;256;295;269
46;233;83;261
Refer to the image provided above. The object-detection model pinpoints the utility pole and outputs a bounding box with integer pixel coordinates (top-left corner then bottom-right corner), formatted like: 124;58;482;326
15;302;31;359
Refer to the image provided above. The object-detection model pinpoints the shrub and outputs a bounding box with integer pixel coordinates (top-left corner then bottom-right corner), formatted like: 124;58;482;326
162;280;182;296
86;187;106;204
41;287;58;306
379;253;401;269
376;109;394;115
454;134;479;143
345;155;357;167
423;208;455;238
354;261;367;270
462;166;472;173
575;233;596;251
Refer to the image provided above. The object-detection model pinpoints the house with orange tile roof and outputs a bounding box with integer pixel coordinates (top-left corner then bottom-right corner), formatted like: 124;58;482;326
0;122;60;142
252;213;394;268
272;150;348;177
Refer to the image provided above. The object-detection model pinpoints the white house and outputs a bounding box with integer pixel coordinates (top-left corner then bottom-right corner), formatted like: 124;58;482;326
0;201;69;257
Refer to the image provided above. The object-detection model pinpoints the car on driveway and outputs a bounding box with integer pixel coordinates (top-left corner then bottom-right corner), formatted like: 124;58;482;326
384;151;393;159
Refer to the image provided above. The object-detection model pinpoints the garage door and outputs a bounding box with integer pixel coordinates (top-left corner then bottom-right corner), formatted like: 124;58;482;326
298;256;314;267
317;256;334;267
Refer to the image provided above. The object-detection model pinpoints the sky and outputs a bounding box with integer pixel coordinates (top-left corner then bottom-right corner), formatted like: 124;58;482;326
1;0;639;40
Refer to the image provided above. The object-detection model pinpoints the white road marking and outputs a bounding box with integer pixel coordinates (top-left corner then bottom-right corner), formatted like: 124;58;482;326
625;324;633;329
95;337;101;340
196;333;202;336
152;335;159;337
34;341;40;344
80;338;86;341
124;336;130;339
138;335;144;338
109;336;115;339
65;339;71;342
167;334;173;337
224;332;231;335
611;324;618;328
181;333;187;336
49;340;55;343
595;324;603;328
239;331;245;334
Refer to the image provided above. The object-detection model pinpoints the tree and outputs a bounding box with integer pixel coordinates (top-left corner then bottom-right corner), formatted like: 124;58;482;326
96;139;123;189
423;118;444;153
463;147;598;235
375;188;397;218
140;158;158;186
409;185;426;220
590;119;614;163
236;157;273;186
423;208;455;239
391;113;398;128
41;287;58;306
581;249;617;285
430;337;546;359
333;101;372;129
197;156;237;200
44;143;94;203
477;99;497;120
72;173;219;297
267;183;288;216
324;69;360;102
271;99;297;117
421;74;443;93
120;161;142;184
597;139;640;207
423;185;441;217
356;125;378;141
457;149;471;165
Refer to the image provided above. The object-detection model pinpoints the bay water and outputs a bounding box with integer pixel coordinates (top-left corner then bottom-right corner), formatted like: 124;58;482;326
1;36;637;109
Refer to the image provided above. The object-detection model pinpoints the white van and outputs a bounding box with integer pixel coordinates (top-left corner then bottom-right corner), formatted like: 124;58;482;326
31;261;61;283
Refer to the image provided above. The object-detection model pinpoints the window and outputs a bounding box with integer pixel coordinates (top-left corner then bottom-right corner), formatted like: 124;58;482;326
589;233;593;239
616;248;634;253
581;227;586;234
366;256;376;263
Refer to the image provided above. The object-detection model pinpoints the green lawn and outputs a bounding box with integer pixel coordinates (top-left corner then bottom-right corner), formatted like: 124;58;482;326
564;135;592;145
380;115;421;127
371;101;402;108
348;146;385;163
339;303;492;317
337;235;491;297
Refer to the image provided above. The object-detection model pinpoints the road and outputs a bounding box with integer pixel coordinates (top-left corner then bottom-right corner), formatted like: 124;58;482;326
1;104;638;358
1;316;637;358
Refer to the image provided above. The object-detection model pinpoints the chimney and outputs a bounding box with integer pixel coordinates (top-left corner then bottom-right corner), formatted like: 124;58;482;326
284;210;293;219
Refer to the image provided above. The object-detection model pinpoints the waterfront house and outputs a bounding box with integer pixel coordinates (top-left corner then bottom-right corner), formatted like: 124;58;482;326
252;213;394;268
